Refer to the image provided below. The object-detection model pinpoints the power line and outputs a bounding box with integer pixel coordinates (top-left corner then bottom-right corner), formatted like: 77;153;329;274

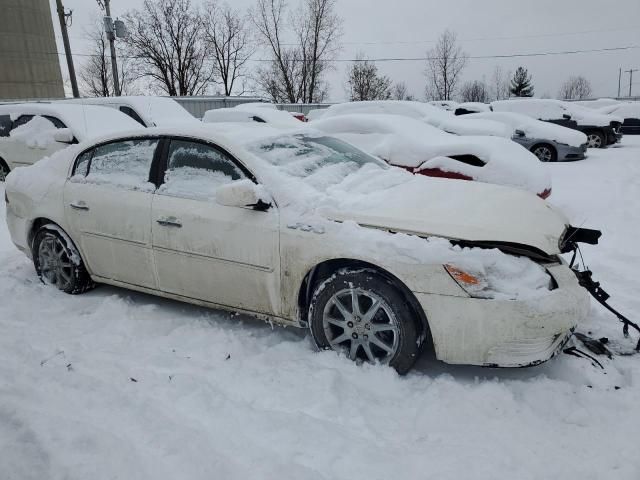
314;26;640;47
3;44;639;63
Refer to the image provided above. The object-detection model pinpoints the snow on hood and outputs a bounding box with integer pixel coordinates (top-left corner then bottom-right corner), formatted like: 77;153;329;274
597;103;640;118
227;129;567;256
464;111;588;147
319;100;512;138
310;114;550;195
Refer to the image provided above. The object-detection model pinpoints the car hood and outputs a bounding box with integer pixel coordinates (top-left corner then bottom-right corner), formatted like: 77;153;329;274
318;176;568;257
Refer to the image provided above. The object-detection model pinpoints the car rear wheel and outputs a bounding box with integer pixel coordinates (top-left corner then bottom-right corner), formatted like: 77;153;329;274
0;159;9;181
308;269;420;374
586;131;605;149
32;225;94;294
531;144;557;162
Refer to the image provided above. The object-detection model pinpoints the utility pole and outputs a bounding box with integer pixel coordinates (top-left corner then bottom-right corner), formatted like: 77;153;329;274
618;68;622;98
102;0;121;96
625;69;638;98
55;0;79;98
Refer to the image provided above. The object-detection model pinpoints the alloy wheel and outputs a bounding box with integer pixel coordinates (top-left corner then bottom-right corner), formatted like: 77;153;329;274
322;288;400;363
587;134;602;148
37;233;74;291
533;146;553;162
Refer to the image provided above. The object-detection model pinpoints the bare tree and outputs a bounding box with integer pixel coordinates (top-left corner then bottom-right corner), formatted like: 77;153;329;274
424;30;467;101
252;0;342;103
123;0;212;96
559;76;593;100
203;1;254;96
460;80;489;103
345;53;391;101
491;65;510;100
79;21;133;97
392;81;415;101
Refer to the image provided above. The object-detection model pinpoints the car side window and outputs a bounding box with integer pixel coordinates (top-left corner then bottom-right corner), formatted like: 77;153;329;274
43;116;67;129
159;139;247;199
85;138;159;191
73;149;94;177
0;115;12;136
12;115;35;129
119;106;146;126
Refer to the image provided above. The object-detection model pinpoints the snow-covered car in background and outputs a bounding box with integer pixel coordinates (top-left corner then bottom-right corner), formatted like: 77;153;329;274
317;101;513;138
492;99;623;148
203;104;302;128
454;102;491;115
310;113;552;198
60;96;198;127
0;103;143;180
597;103;640;135
4;124;595;373
572;98;621;110
462;111;588;162
429;100;459;111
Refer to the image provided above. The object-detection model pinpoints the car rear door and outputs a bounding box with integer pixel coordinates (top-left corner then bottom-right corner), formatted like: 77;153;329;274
63;137;160;289
150;137;281;315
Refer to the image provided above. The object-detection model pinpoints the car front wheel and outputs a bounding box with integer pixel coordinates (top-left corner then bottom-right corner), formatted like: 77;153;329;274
586;131;605;149
32;225;94;294
531;144;557;162
308;269;420;374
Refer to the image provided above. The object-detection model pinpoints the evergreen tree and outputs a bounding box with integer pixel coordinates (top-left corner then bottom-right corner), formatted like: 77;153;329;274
510;67;534;97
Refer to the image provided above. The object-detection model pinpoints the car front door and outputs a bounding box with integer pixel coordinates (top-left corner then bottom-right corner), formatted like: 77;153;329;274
63;137;160;289
151;138;281;316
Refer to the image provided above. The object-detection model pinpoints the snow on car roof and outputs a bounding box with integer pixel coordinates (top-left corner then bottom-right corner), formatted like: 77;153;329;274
60;96;196;127
320;101;512;138
0;103;144;141
203;106;302;128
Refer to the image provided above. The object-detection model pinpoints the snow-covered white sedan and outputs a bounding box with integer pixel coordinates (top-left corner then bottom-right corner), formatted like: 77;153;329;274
0;103;143;179
203;104;302;128
462;111;588;162
5;124;594;373
310;113;552;198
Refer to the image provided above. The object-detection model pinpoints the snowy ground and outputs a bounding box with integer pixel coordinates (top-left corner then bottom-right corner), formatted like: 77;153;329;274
1;138;640;480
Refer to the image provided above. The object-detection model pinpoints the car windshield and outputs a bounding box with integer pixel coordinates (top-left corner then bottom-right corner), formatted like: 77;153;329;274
247;133;388;188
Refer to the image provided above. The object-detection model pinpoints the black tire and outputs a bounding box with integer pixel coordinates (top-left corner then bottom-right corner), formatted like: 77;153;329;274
32;225;94;294
308;268;420;374
531;143;558;162
0;158;9;182
586;130;605;149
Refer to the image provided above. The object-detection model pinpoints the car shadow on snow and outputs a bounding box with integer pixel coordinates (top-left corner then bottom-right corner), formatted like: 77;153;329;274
80;283;587;384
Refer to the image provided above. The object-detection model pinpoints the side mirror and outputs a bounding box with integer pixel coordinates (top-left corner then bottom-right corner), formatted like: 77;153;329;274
562;114;572;120
53;128;75;144
216;179;271;211
514;129;526;137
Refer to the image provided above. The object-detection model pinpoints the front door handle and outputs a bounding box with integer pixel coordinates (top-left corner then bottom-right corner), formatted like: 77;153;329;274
156;217;182;228
69;201;89;211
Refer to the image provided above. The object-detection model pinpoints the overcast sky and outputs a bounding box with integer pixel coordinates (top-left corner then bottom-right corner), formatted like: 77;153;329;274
48;0;640;101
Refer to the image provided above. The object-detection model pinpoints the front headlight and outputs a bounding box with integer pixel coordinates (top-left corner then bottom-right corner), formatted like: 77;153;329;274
444;262;554;301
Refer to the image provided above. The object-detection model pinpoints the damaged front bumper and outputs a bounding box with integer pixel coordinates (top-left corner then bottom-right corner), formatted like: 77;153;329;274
415;262;590;367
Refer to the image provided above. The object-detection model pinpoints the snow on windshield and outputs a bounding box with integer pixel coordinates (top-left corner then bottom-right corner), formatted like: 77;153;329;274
247;133;387;191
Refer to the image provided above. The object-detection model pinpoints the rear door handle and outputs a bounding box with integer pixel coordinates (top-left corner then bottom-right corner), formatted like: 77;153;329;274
156;217;182;228
69;201;89;211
